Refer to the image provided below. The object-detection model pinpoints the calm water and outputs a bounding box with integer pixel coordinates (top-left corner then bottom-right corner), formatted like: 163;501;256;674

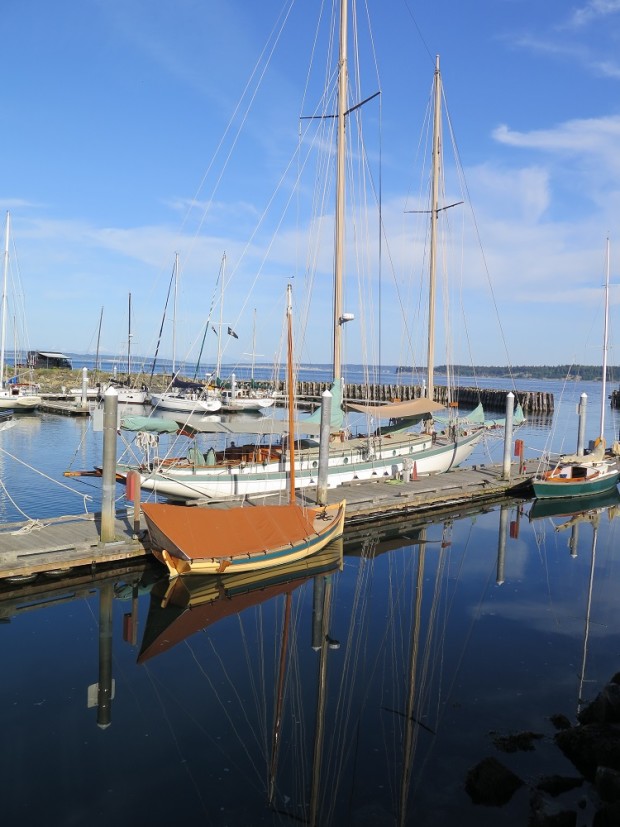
1;372;620;825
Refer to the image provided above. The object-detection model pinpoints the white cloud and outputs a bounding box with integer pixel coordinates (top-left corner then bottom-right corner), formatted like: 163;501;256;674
568;0;620;28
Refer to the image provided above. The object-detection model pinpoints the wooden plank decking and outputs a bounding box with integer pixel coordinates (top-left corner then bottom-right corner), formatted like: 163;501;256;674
0;459;537;582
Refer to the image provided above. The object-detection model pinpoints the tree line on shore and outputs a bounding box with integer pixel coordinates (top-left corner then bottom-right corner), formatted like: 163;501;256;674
397;365;620;381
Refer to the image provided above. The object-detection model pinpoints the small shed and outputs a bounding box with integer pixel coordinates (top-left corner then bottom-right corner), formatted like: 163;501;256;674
28;351;73;369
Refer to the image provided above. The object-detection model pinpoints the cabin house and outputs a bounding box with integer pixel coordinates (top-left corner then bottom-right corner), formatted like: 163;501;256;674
28;351;73;369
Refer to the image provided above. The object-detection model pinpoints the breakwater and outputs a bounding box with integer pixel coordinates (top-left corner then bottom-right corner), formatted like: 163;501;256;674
281;382;554;414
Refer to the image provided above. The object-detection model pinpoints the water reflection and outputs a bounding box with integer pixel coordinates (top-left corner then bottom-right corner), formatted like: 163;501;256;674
2;498;620;825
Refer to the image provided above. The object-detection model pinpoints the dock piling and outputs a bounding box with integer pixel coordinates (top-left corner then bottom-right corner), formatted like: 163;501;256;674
502;392;515;480
317;390;332;506
100;387;118;543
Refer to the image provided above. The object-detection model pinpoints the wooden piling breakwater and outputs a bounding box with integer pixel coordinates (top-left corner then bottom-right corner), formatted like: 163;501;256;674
284;381;554;414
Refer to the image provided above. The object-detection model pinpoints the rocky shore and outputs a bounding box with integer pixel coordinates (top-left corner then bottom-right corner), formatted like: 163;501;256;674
466;672;620;825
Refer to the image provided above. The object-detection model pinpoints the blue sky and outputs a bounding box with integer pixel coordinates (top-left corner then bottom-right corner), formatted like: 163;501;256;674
3;0;620;372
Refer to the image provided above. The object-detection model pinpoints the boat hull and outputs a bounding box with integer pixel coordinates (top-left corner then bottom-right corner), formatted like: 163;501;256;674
118;428;483;501
531;465;620;500
0;394;40;411
150;392;221;413
142;499;346;576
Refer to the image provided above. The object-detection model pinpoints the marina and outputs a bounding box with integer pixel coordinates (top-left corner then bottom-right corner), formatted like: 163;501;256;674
0;459;537;581
2;0;620;821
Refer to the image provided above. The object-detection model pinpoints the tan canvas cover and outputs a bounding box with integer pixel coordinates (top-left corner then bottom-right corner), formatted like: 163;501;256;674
346;398;445;419
142;502;319;560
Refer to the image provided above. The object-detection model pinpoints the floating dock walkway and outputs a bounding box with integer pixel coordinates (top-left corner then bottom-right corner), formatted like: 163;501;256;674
0;460;537;581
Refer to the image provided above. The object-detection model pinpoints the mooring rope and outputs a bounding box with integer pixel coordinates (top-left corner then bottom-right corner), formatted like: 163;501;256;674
0;445;93;513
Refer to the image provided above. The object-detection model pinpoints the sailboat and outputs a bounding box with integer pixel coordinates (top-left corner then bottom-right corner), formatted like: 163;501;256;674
106;293;149;404
112;10;486;502
137;538;343;662
207;252;277;413
531;240;620;499
0;212;41;412
140;284;346;577
149;254;222;414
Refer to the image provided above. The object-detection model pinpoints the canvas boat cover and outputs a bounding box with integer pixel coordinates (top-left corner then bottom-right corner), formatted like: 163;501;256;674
346;397;445;419
142;502;326;560
121;416;183;434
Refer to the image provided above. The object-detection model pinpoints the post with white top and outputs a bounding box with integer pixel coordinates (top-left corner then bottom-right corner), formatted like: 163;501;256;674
317;390;332;506
100;387;118;543
501;392;515;480
577;392;587;456
81;366;89;408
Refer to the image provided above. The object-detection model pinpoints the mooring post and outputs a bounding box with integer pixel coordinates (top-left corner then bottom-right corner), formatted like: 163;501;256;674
81;366;89;408
501;392;515;480
577;392;587;456
126;469;141;539
96;581;114;729
100;386;118;543
317;389;332;506
496;504;508;585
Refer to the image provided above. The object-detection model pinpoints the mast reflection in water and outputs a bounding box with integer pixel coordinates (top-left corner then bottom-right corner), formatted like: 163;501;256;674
2;496;620;826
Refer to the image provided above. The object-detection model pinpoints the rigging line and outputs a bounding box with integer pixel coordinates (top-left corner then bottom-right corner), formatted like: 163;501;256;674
149;262;176;382
0;445;94;501
442;100;517;386
239;607;271;774
202;636;271;783
0;478;44;523
179;0;297;263
139;665;212;819
215;89;338;356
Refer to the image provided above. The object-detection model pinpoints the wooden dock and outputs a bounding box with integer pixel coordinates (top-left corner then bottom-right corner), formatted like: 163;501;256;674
0;460;537;581
38;399;91;416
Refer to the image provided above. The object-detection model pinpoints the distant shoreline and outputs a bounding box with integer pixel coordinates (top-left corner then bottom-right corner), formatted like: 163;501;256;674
397;365;616;381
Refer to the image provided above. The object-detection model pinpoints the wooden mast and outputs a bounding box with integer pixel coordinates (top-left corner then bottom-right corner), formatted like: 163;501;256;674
287;283;296;502
332;0;348;384
426;55;441;404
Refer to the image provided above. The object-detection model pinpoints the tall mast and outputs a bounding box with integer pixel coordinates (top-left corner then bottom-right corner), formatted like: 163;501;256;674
172;252;178;374
426;55;441;403
286;283;296;502
599;237;610;439
216;252;226;380
333;0;348;383
0;212;9;390
127;292;132;378
95;306;104;376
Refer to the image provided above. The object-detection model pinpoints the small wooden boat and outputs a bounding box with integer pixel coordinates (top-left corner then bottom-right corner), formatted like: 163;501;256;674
142;499;346;577
140;284;346;577
531;446;620;501
138;538;343;663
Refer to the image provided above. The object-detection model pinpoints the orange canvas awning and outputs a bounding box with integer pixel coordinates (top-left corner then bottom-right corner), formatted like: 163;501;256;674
142;502;318;560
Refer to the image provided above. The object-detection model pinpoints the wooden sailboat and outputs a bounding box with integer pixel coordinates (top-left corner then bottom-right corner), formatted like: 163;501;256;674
141;284;346;577
532;240;620;499
138;538;343;663
113;12;485;502
0;212;41;412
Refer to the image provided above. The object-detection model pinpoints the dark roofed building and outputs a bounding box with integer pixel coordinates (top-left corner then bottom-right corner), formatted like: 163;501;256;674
28;351;73;369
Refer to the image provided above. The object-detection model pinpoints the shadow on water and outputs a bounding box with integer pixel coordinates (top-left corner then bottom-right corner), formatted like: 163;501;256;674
2;494;620;824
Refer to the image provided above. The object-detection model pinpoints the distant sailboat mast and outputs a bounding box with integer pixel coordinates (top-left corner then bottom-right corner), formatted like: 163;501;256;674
0;211;8;390
599;238;610;440
127;292;132;378
172;252;179;375
216;252;227;381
